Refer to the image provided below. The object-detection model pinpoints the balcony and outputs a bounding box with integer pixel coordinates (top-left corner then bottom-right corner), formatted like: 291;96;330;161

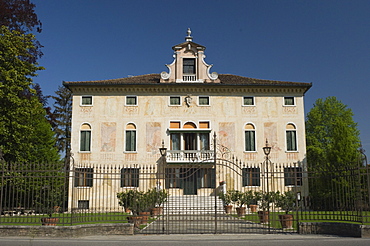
166;150;214;163
182;75;197;82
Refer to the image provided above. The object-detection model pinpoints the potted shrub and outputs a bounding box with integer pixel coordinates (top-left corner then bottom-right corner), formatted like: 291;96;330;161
117;190;145;227
254;191;277;224
149;188;168;216
275;190;296;229
218;191;233;214
230;190;254;217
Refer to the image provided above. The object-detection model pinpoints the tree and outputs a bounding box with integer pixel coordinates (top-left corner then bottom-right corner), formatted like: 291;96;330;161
0;26;59;163
306;96;360;170
305;96;361;210
52;86;72;166
0;0;43;62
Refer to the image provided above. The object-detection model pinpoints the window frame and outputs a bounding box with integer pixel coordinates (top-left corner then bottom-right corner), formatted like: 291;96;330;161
125;95;138;106
74;168;93;187
284;167;302;186
198;96;210;106
183;58;196;74
169;96;181;106
286;123;298;152
242;167;261;187
284;97;295;106
81;96;93;106
121;168;140;187
244;123;256;152
243;96;255;106
79;123;92;152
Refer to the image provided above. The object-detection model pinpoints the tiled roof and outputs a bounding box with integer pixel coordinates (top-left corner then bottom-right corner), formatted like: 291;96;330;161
64;73;312;90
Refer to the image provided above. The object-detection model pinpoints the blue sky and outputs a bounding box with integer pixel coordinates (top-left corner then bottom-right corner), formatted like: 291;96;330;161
33;0;370;152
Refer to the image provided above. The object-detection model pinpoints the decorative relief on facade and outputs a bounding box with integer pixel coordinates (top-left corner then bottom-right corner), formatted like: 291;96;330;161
125;153;137;161
242;106;257;115
264;122;278;151
264;98;277;117
185;95;192;107
80;107;92;114
100;122;116;152
286;152;298;161
219;122;235;151
283;106;297;114
146;122;161;153
124;106;138;115
244;153;257;162
80;153;91;161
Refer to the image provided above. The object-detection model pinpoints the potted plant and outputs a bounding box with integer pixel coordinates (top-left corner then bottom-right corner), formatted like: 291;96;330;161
254;191;277;224
149;188;168;216
39;184;63;226
117;190;145;227
275;190;296;229
218;191;233;214
230;190;254;217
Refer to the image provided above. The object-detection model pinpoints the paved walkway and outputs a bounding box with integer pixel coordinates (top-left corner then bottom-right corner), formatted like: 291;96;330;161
140;213;282;234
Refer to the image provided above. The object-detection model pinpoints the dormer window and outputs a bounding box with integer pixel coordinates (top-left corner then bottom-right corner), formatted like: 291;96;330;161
183;58;196;82
183;58;195;74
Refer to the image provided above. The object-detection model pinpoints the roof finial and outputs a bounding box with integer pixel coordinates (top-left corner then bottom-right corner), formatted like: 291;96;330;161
185;28;193;42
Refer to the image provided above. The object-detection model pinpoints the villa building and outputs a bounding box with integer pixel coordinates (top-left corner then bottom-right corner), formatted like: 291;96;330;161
64;29;311;211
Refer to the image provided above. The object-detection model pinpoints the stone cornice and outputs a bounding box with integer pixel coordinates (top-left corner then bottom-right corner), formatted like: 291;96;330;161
70;84;308;95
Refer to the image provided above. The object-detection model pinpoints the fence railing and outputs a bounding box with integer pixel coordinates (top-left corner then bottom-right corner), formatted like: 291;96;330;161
0;161;369;228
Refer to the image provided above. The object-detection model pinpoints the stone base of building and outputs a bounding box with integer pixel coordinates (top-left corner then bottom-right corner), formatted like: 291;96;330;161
0;223;134;237
299;222;370;238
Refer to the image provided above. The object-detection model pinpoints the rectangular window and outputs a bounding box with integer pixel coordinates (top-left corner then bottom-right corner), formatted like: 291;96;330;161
284;97;295;106
199;96;210;106
170;133;181;150
242;168;260;186
125;130;136;151
121;168;139;187
81;96;92;105
126;96;137;106
78;200;90;209
199;168;216;188
80;131;91;151
170;96;181;106
75;168;93;187
243;97;254;106
183;58;195;74
165;168;182;188
284;167;302;186
245;131;256;151
286;130;297;151
199;133;210;150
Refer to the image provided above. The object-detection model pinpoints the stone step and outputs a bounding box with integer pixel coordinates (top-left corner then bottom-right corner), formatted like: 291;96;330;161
164;196;225;214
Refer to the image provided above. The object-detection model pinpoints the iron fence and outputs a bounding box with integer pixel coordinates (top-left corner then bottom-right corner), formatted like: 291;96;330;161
0;161;369;234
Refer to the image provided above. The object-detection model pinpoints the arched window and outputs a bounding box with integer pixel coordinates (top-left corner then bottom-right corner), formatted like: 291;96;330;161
125;123;137;152
80;123;91;151
286;123;297;151
244;123;256;152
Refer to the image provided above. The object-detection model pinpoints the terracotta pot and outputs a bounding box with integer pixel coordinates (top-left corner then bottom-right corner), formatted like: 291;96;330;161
41;217;59;226
236;207;246;217
224;205;233;214
139;211;150;224
125;207;131;214
151;207;163;216
279;214;294;229
249;204;258;213
257;211;269;224
127;216;142;228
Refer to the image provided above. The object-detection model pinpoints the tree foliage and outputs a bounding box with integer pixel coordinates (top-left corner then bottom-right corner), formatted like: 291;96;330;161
306;96;360;170
306;96;361;210
52;86;72;166
0;26;59;163
0;0;42;62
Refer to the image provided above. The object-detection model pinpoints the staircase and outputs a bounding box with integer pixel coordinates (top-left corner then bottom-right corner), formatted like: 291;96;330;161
164;195;225;215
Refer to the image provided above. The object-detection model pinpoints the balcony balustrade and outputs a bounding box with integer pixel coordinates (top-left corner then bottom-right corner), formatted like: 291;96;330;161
166;150;214;163
182;75;197;82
